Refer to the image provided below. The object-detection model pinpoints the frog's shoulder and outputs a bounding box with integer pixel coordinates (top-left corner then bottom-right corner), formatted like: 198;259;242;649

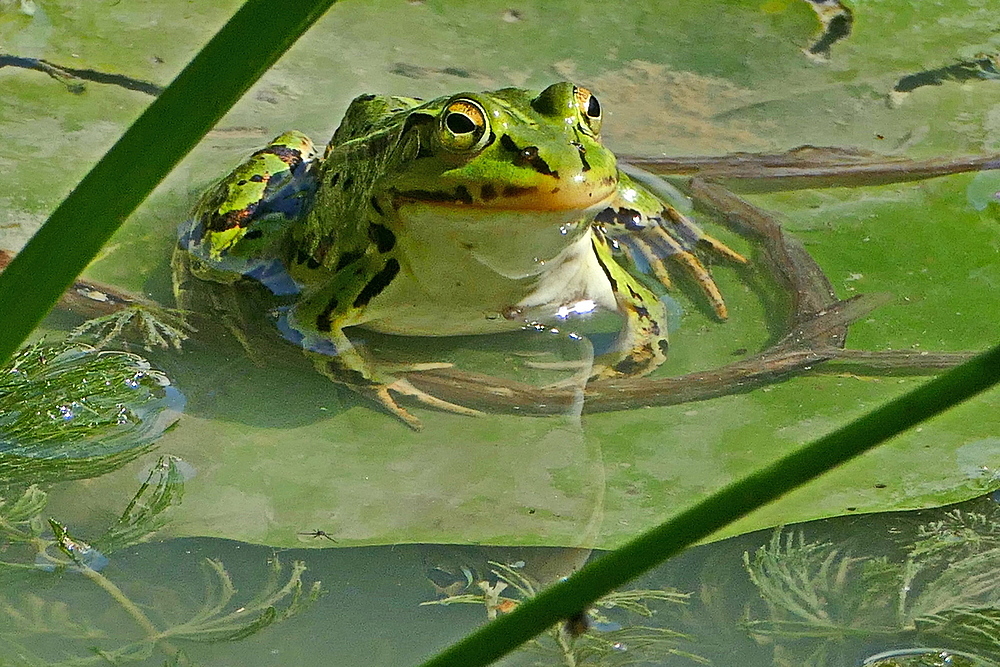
330;93;426;145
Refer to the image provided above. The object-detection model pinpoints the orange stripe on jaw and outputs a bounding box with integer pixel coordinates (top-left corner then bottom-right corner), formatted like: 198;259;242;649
393;176;617;212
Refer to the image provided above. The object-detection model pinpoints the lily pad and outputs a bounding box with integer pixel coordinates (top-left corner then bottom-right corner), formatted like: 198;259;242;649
3;0;1000;548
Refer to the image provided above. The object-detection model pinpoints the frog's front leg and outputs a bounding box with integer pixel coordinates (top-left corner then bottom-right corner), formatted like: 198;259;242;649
598;172;746;319
289;256;481;430
589;231;670;379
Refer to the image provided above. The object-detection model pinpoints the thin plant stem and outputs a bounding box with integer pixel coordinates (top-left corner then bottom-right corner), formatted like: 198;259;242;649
77;563;182;658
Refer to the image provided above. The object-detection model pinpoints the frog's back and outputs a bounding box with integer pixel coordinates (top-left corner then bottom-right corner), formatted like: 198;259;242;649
327;93;425;148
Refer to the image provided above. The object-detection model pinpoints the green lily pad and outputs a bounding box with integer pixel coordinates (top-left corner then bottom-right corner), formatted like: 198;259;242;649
4;0;1000;548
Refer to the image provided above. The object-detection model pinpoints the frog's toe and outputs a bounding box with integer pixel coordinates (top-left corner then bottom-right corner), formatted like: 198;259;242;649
373;384;426;430
379;378;483;430
380;361;454;373
618;224;734;320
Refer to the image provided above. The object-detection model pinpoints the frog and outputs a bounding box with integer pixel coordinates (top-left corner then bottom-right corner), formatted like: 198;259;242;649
174;82;746;429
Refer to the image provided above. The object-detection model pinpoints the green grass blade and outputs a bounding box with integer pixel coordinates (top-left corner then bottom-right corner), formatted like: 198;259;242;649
418;343;1000;667
0;0;340;366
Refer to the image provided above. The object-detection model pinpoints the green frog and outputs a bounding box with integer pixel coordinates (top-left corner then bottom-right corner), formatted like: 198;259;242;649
175;82;745;429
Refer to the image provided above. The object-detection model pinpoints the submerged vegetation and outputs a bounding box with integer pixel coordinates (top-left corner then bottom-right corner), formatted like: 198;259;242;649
743;508;1000;666
0;457;321;666
423;560;704;666
0;340;181;486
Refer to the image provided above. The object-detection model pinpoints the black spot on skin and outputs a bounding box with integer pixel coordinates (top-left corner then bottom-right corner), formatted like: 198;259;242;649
249;174;265;183
262;144;306;166
591;240;618;292
292;248;321;269
634;304;649;319
594;207;644;231
628;286;641;300
356;94;376;102
335;250;364;271
368;223;396;253
621;209;644;231
393;188;480;205
244;230;263;240
572;141;591;172
594;208;616;225
454;185;474;205
500;134;557;177
480;183;498;201
210;206;254;232
502;185;538;198
613;352;648;376
415;140;435;160
353;258;400;308
237;179;248;186
370;196;384;216
316;297;339;332
657;339;669;356
342;176;355;190
395;189;454;203
499;133;518;153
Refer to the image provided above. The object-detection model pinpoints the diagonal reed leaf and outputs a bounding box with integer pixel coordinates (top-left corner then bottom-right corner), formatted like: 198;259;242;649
0;0;340;366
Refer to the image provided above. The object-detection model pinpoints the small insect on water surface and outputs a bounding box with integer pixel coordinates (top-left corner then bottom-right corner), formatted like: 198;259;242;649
298;529;337;542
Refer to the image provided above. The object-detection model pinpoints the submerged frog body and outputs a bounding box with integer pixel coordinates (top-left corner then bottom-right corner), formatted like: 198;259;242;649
176;82;745;428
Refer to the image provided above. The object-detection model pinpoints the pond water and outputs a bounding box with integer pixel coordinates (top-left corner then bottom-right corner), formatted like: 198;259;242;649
2;0;1000;664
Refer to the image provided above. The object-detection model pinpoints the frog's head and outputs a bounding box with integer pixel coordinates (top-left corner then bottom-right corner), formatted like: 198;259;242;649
386;82;619;215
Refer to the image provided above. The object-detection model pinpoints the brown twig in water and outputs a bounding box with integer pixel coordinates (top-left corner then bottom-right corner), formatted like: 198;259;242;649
623;146;1000;192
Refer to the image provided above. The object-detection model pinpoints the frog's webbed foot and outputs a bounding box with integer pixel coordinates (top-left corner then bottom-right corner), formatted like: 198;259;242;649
70;305;195;351
307;349;481;430
598;175;746;319
381;378;483;430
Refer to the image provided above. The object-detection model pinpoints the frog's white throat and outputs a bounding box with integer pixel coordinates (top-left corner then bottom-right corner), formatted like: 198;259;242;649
397;200;610;281
357;203;617;336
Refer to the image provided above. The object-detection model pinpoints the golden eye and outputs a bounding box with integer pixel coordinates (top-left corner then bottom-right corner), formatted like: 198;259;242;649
574;86;602;135
439;98;489;152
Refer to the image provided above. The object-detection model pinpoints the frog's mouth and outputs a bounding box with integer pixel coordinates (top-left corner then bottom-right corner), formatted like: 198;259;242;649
390;173;618;213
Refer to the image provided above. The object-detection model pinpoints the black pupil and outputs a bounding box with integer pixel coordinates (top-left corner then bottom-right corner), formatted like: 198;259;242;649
445;112;477;134
586;95;601;118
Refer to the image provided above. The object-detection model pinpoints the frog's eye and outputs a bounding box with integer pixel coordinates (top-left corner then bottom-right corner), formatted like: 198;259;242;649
439;98;489;152
574;86;602;135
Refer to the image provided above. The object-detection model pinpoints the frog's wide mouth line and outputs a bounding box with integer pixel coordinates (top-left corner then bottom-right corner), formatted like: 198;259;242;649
390;180;617;213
